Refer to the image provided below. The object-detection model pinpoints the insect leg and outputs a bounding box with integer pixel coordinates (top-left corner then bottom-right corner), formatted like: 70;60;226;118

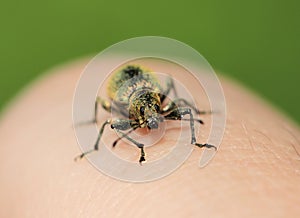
174;98;212;114
93;97;129;122
74;97;112;126
169;118;204;125
75;117;146;163
96;97;111;113
162;100;204;123
112;126;139;147
110;120;145;164
162;98;211;115
159;76;211;114
113;101;131;118
114;128;146;164
74;119;111;161
160;76;178;103
164;107;216;150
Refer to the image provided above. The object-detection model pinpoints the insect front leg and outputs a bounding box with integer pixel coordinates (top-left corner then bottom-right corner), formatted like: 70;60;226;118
164;107;216;150
112;126;139;147
113;128;146;164
111;120;146;164
74;119;111;160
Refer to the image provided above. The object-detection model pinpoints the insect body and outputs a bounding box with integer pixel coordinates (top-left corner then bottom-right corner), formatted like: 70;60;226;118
107;65;162;129
76;65;216;164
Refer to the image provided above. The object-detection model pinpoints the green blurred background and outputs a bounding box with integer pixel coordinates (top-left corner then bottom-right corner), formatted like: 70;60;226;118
0;0;299;123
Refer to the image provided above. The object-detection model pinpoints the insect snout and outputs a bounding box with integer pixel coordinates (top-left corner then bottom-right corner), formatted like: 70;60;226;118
147;116;160;129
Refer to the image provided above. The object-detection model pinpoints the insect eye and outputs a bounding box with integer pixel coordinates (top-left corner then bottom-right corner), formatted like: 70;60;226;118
140;106;145;115
154;104;160;112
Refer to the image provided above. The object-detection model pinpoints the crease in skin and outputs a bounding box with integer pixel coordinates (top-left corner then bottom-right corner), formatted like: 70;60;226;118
252;128;300;179
241;121;255;151
221;118;293;171
253;129;282;161
282;125;300;160
259;122;300;162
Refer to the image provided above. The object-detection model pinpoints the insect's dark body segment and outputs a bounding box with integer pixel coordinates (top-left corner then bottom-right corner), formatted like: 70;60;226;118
76;65;216;164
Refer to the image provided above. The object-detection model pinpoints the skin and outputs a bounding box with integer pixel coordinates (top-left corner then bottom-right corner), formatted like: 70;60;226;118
0;58;299;218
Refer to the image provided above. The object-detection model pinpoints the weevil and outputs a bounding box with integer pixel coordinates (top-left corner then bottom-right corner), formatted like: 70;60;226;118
75;65;216;164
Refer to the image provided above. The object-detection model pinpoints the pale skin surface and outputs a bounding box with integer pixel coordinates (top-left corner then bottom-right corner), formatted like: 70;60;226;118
0;58;300;218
